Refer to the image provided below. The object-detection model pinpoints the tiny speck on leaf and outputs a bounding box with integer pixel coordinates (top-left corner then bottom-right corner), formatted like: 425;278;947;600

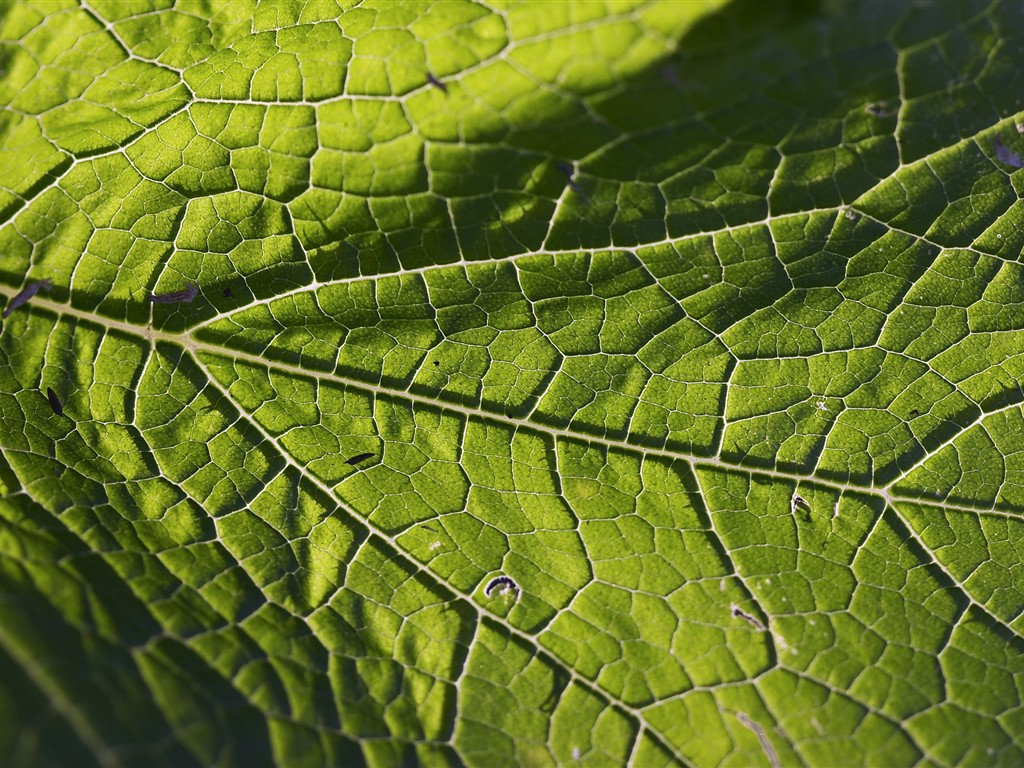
223;287;234;298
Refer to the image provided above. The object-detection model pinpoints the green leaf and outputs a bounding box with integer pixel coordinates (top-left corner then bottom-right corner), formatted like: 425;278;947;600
1;1;1022;765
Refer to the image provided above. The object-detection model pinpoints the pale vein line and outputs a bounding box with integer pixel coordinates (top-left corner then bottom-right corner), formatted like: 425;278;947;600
13;291;985;506
190;206;846;333
185;348;671;758
18;293;1024;532
0;617;118;768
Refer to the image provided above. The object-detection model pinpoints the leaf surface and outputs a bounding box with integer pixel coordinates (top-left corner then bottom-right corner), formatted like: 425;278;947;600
1;1;1023;766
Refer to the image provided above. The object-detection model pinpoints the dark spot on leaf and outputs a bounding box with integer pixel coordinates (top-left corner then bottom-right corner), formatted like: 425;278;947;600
426;72;448;94
554;160;589;203
731;604;766;631
909;408;920;417
791;493;811;514
865;101;897;118
4;279;52;318
432;360;440;366
994;135;1024;168
484;575;519;598
223;287;234;298
46;387;63;416
149;283;200;304
346;452;374;466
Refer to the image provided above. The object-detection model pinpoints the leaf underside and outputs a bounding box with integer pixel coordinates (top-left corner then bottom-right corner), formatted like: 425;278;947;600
0;1;1022;766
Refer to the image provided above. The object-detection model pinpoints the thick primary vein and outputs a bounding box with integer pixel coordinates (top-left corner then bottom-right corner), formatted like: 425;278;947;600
184;346;674;757
12;292;952;507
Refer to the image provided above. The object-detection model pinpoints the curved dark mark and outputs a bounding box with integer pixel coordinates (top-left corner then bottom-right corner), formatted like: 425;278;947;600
909;408;920;417
994;136;1024;168
432;360;440;366
864;101;897;118
426;72;448;94
149;283;199;304
555;160;590;203
736;712;781;768
46;387;63;416
790;493;811;514
731;604;766;631
539;666;570;714
484;575;519;599
345;452;374;466
3;279;52;318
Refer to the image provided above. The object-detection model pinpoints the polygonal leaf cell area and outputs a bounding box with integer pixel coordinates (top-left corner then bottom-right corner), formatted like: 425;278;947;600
0;1;1022;767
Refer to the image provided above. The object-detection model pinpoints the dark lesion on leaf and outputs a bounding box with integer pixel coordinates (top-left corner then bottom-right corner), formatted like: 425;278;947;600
149;283;200;304
345;452;374;466
994;135;1024;169
426;72;448;94
3;279;52;318
45;387;63;416
864;100;898;118
555;160;590;203
731;604;766;631
484;575;519;599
